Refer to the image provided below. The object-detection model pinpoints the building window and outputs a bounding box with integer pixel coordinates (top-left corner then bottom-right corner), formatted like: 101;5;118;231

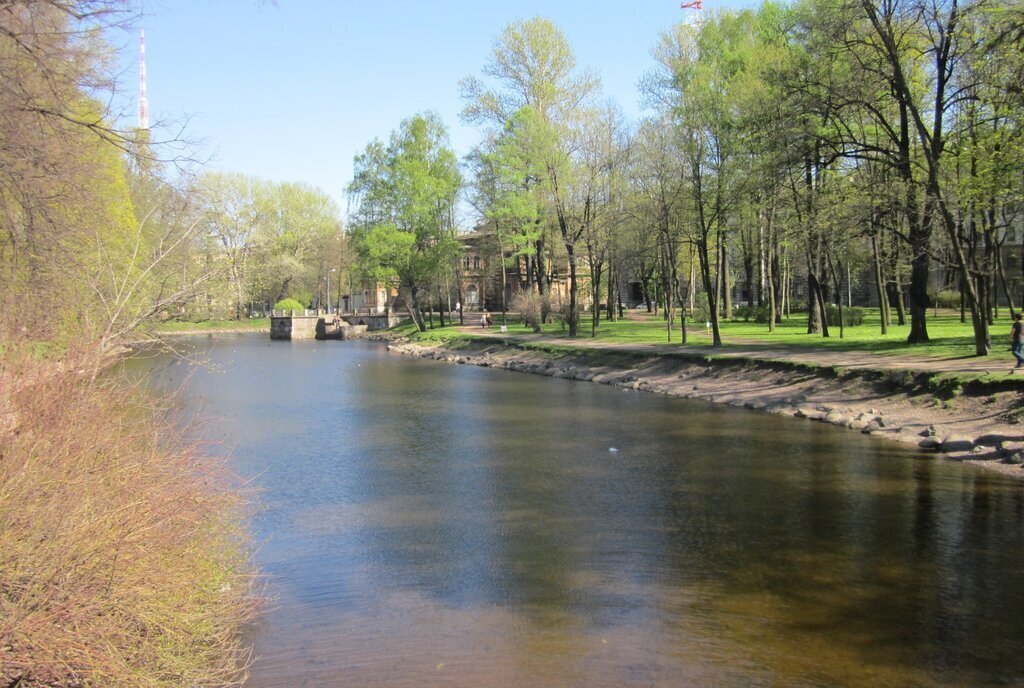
464;256;470;270
473;255;480;271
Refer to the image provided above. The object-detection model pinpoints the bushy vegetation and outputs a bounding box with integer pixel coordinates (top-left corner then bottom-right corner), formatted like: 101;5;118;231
0;350;259;687
273;298;306;312
0;5;262;684
692;293;711;323
825;305;865;327
511;292;544;332
734;305;772;323
932;290;962;309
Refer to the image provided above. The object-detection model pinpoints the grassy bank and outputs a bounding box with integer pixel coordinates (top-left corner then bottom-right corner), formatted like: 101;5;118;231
401;308;1001;356
391;309;1024;392
154;318;270;334
0;349;258;687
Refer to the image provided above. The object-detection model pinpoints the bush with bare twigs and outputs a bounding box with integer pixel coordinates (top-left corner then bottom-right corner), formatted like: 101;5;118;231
0;350;259;688
511;292;544;332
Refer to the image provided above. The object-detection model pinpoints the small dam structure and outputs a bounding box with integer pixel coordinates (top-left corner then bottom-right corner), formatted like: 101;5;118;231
270;310;402;340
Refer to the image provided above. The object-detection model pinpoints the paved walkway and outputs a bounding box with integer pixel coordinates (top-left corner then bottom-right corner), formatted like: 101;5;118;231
454;324;1022;378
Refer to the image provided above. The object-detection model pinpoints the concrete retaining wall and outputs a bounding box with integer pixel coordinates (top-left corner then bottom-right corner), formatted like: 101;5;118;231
271;313;399;339
342;314;402;331
270;315;320;340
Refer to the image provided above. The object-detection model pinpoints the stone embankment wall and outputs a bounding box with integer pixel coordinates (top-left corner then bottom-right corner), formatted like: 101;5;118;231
387;339;1024;479
271;315;319;340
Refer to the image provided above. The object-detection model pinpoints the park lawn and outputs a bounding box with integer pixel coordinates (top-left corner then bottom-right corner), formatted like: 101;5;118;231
581;308;1007;360
393;318;541;342
407;307;1009;362
155;318;270;332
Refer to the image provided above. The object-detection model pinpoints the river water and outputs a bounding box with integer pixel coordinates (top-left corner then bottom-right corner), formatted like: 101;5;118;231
140;335;1024;687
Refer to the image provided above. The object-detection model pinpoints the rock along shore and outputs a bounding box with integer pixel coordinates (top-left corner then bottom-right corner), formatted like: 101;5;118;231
386;338;1024;480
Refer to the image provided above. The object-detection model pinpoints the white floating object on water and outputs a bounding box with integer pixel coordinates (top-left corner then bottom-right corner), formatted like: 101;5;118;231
609;447;618;453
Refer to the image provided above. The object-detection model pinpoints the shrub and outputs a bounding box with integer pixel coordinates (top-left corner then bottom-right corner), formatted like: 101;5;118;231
540;296;553;324
274;297;306;313
692;292;710;323
734;305;772;323
932;289;961;309
0;350;258;687
512;292;544;332
825;304;865;327
551;299;572;332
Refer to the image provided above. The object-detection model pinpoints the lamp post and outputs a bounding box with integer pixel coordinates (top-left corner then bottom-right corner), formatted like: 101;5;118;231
328;268;336;314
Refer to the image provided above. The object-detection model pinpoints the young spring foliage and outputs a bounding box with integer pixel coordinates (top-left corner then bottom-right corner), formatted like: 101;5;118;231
347;113;461;332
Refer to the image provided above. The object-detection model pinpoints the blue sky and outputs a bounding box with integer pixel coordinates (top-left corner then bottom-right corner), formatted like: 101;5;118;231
118;0;753;219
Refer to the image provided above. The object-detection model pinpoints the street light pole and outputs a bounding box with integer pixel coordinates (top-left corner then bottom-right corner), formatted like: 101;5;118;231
329;268;336;314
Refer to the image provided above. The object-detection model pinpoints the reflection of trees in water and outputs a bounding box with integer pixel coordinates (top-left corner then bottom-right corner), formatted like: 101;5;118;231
183;339;1024;685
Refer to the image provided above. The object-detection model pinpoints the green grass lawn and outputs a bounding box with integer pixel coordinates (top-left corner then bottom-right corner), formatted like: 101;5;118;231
154;318;270;332
593;308;994;359
407;307;1011;361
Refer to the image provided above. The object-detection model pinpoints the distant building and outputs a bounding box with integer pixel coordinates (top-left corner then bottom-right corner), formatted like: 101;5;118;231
341;283;397;314
457;223;581;312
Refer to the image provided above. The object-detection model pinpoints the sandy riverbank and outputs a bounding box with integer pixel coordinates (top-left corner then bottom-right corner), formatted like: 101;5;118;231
387;338;1024;480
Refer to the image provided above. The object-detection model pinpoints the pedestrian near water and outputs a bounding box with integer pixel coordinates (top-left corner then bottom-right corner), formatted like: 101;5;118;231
1012;313;1024;370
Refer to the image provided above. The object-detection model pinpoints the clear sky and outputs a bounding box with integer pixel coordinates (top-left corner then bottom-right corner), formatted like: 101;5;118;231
118;0;753;221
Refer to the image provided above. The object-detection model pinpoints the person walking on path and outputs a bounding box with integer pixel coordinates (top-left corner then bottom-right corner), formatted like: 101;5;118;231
1012;313;1024;370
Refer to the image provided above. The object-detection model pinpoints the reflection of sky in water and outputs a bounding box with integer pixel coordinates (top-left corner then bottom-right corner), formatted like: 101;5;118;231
132;336;1024;688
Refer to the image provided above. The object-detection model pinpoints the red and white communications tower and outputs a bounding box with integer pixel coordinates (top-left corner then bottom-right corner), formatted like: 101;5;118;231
138;28;150;130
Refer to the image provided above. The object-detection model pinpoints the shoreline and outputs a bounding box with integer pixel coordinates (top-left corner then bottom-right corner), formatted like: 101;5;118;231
153;327;267;337
386;337;1024;480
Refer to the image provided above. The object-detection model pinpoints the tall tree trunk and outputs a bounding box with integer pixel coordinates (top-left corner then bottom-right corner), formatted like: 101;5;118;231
872;233;889;335
745;248;756;308
567;245;578;337
766;216;777;333
828;253;845;339
997;241;1016;318
406;284;427;332
772;252;782;323
641;264;654;313
721;237;733;318
607;264;616;323
535;237;548;297
659;244;674;341
697;237;721;346
688;256;696;318
590;258;603;336
891;243;908;326
807;249;822;334
671;240;687;345
808;272;830;338
714;230;723;319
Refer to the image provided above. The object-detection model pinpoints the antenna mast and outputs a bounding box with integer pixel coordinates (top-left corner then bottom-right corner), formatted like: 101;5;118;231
680;0;703;26
138;28;150;130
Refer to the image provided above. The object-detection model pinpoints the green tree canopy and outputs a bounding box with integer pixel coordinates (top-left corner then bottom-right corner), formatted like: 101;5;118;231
347;112;462;332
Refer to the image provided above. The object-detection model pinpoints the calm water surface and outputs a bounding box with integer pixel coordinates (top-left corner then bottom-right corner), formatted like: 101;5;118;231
140;335;1024;687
